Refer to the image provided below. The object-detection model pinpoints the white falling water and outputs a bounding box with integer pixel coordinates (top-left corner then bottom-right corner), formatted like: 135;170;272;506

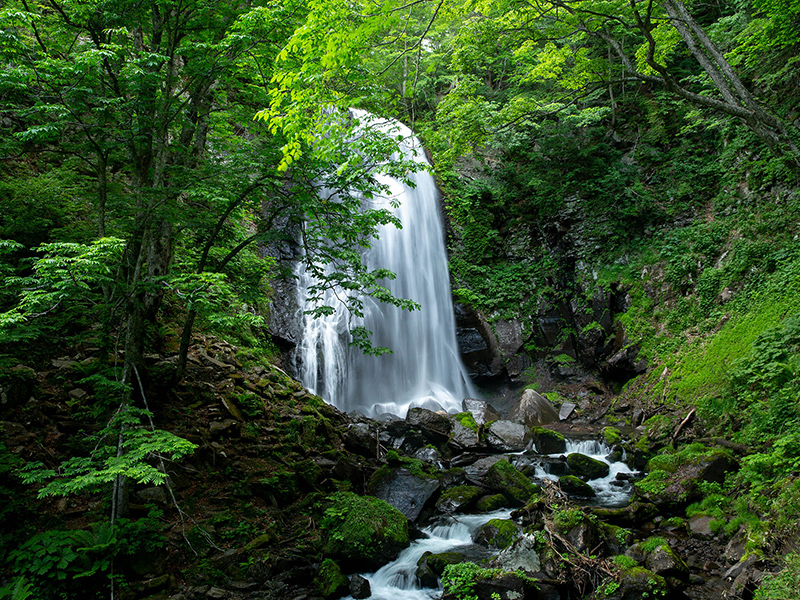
295;111;476;417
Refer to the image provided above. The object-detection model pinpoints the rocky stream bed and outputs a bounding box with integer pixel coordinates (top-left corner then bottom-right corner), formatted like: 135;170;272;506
0;341;759;600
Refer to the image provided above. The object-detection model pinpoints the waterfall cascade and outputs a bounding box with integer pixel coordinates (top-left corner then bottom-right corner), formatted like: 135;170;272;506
294;112;476;416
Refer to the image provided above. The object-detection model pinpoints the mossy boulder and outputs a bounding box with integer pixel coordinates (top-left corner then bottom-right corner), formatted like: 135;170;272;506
321;492;410;570
559;474;596;497
476;494;509;512
473;519;521;550
603;427;623;445
627;537;689;580
590;502;659;527
567;452;610;480
416;551;468;586
369;466;440;522
485;459;541;506
435;485;482;514
635;445;739;509
313;559;349;599
526;427;566;454
448;412;485;451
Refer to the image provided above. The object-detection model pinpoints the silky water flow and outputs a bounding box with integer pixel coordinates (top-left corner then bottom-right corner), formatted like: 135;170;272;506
294;112;476;417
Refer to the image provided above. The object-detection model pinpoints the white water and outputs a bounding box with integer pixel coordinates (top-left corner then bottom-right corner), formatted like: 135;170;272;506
531;438;635;507
295;112;475;416
342;510;512;600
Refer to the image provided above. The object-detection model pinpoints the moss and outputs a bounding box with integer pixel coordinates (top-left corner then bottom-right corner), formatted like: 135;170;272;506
476;494;508;512
486;459;541;505
313;559;349;599
475;518;520;549
529;427;566;454
321;492;409;564
603;427;623;445
567;452;610;480
558;474;596;497
438;485;481;507
613;554;639;569
454;411;479;433
423;551;466;575
639;536;668;553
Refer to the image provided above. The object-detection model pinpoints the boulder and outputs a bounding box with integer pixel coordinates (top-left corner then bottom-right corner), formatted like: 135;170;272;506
646;542;689;580
485;459;541;506
526;427;566;454
602;567;668;600
558;475;596;498
559;402;577;420
490;534;541;575
406;407;451;437
590;502;659;527
473;519;522;550
476;494;509;512
313;559;349;599
436;485;482;514
322;492;410;571
472;573;527;600
348;575;371;600
567;453;610;480
369;467;440;522
448;413;484;451
463;456;504;486
510;389;559;427
486;420;526;452
462;398;502;426
417;550;469;587
343;422;378;457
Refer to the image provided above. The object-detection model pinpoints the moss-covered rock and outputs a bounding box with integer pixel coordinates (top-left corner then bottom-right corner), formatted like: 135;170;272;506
485;459;541;506
476;494;509;512
526;427;567;454
596;567;668;600
321;492;410;570
559;474;596;497
567;452;610;480
417;550;469;587
634;444;739;509
603;427;623;445
313;559;349;599
473;518;521;549
435;485;482;514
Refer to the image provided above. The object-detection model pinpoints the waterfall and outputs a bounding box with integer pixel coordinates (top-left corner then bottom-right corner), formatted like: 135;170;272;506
294;111;476;417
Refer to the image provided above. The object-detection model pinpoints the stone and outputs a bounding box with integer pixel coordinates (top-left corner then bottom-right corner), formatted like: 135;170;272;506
417;550;469;586
463;455;504;485
349;575;371;599
473;519;522;550
559;402;577;420
526;427;566;454
448;415;484;451
612;567;669;600
0;365;36;409
68;388;88;400
406;407;451;435
476;494;509;512
688;515;715;539
646;543;689;580
485;459;541;506
472;573;526;600
313;559;349;599
369;467;440;522
590;502;659;526
343;422;379;457
205;588;229;600
559;474;596;498
567;452;610;480
462;398;502;425
486;420;526;452
435;485;482;514
135;486;169;505
209;419;240;438
510;389;559;428
490;534;541;575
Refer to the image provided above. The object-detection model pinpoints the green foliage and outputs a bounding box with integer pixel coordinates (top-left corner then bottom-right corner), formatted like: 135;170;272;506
454;411;479;433
0;578;34;600
20;406;196;498
639;536;668;554
441;562;502;600
755;553;800;600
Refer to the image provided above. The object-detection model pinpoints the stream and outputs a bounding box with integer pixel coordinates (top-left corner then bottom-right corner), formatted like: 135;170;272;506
341;438;634;600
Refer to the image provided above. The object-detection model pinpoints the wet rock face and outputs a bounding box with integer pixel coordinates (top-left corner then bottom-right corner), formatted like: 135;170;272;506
486;420;526;452
369;467;440;522
462;398;502;426
567;452;611;481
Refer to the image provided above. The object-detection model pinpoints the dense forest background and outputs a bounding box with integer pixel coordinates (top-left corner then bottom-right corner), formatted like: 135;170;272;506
1;0;799;598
